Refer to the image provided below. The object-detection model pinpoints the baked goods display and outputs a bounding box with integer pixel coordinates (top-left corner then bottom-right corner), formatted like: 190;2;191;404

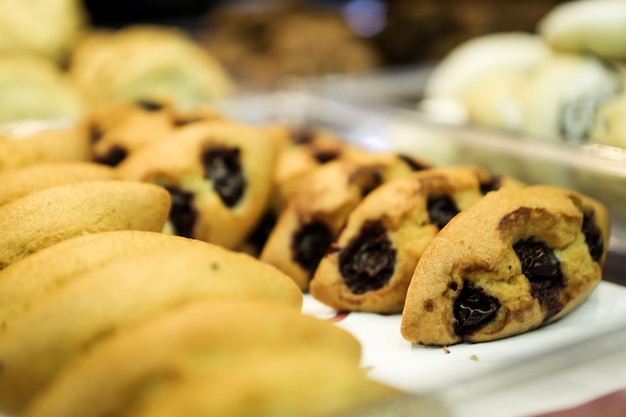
421;1;626;149
310;166;525;314
401;185;610;345
0;90;616;415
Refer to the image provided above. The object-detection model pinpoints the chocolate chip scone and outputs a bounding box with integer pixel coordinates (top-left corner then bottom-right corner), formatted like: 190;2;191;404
117;120;277;249
310;166;525;314
260;153;431;291
401;185;610;346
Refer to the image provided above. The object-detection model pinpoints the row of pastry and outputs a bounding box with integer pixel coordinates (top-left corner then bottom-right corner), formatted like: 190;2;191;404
0;98;612;415
422;0;626;149
0;105;406;415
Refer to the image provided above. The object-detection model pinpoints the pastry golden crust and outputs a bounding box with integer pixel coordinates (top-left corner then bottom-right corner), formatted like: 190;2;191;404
260;153;431;291
0;162;117;206
70;25;234;107
0;244;302;414
117;120;277;249
0;231;207;336
0;180;171;270
24;300;362;417
310;166;525;314
401;185;610;346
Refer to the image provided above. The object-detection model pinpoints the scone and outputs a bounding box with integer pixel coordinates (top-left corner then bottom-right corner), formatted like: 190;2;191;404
260;153;431;291
401;185;610;346
70;25;234;107
538;0;626;61
0;244;302;414
0;127;90;173
0;231;208;336
0;181;171;269
310;166;525;314
81;100;224;166
117;120;277;249
0;162;117;206
23;300;362;417
0;55;84;124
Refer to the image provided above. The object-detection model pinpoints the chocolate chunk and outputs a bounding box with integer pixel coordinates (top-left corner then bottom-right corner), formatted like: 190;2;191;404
454;281;500;337
289;126;316;145
291;221;334;275
479;175;502;195
94;146;127;167
202;146;245;208
166;186;197;238
513;238;564;320
136;100;164;112
339;221;396;295
313;150;340;164
582;211;604;262
427;196;459;229
245;210;278;255
398;154;430;171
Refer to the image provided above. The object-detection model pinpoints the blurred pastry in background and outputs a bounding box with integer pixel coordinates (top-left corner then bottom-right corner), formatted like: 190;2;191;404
69;25;235;107
521;53;623;143
589;88;626;149
421;32;552;131
200;1;381;88
538;0;626;61
0;0;88;65
0;55;85;124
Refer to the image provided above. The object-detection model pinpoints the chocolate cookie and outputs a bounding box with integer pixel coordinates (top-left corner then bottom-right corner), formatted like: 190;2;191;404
401;185;610;345
310;166;524;314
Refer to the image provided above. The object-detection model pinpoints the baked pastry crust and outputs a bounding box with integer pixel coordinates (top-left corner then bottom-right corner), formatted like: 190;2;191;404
401;185;610;345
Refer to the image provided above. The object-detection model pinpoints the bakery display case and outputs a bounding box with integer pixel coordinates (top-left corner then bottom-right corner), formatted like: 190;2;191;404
1;0;626;416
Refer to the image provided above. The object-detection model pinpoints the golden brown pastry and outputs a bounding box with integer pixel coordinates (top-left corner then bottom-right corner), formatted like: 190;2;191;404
401;185;610;346
0;244;302;414
23;300;363;417
117;120;277;250
0;180;171;269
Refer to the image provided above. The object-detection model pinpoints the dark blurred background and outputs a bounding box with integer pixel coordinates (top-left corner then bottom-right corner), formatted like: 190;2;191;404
82;0;571;67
